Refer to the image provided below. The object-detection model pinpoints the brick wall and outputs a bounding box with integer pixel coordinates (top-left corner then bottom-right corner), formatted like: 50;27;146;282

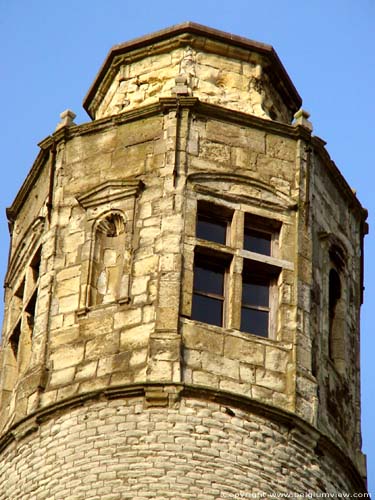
0;395;362;499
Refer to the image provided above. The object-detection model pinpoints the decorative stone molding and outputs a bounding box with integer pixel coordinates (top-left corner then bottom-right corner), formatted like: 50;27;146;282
188;172;298;212
77;179;143;209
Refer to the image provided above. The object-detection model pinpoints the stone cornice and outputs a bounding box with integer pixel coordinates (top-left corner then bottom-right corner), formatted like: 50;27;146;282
6;99;366;231
0;382;367;492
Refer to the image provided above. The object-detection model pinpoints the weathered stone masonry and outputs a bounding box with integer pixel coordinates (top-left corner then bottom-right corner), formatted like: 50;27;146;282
0;22;368;498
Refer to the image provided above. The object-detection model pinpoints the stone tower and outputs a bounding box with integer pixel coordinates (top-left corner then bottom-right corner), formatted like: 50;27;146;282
0;23;368;499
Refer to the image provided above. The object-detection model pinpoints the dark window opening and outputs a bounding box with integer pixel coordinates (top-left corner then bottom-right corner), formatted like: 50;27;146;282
241;274;270;337
15;278;25;300
196;201;232;245
329;268;342;360
244;229;271;255
196;215;227;245
25;288;38;329
192;257;226;327
30;247;41;284
10;321;21;358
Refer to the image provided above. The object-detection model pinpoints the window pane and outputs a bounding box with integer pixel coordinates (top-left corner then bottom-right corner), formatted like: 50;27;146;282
194;264;224;296
197;216;227;245
192;294;223;326
244;229;271;255
241;308;269;337
242;279;269;307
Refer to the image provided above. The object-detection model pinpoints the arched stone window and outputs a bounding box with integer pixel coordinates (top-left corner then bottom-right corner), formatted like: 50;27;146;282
76;179;143;313
89;212;128;306
328;245;346;374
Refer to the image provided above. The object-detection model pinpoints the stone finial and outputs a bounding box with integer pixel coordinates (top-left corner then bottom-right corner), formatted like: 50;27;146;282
293;109;313;131
55;109;77;131
172;75;190;96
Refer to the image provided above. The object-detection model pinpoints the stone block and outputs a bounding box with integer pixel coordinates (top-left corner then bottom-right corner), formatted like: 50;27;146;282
85;332;119;360
129;349;147;367
224;335;265;366
142;305;155;323
183;323;223;356
161;215;183;234
56;276;80;298
197;52;242;74
183;349;202;369
133;255;159;277
50;326;80;349
56;265;81;282
252;384;274;404
1;365;17;391
149;337;180;361
56;383;79;401
192;370;219;388
147;360;173;381
114;308;142;330
266;134;295;162
199;140;231;164
116;116;162;146
75;361;98;381
201;352;239;379
255;368;285;392
131;276;149;296
57;294;79;314
265;347;290;372
50;367;76;387
219;378;251;397
233;148;258;170
120;322;153;350
50;343;84;370
239;362;256;383
79;315;113;339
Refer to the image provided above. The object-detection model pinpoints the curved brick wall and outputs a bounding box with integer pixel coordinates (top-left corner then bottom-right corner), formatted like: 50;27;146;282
0;394;361;499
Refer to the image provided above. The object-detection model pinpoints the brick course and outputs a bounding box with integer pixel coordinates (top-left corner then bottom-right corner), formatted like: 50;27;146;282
0;396;362;500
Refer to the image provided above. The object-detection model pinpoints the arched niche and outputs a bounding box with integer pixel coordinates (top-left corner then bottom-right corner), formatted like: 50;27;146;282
89;212;129;306
328;243;347;375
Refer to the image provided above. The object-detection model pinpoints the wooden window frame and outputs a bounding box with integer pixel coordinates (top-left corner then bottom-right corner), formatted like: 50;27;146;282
192;250;231;328
191;200;286;339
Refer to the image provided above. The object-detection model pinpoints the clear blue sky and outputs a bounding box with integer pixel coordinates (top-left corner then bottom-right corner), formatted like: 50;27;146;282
1;0;374;493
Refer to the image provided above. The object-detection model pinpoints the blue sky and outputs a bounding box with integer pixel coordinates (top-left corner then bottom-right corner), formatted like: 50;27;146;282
1;0;374;494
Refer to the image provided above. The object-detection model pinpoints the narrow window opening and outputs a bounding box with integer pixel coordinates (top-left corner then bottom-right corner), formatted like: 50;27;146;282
192;255;228;327
329;268;342;362
196;201;232;245
25;288;38;328
30;246;41;285
10;321;21;358
241;274;270;337
15;278;25;300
